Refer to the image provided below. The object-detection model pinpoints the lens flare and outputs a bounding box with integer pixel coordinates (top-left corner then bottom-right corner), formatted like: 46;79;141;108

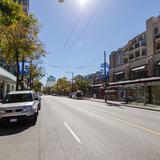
78;0;87;8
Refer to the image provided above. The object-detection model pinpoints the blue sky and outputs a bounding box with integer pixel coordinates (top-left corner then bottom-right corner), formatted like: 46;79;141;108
30;0;160;84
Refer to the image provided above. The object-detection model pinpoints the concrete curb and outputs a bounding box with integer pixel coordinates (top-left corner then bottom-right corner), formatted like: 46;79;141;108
107;102;160;112
123;104;160;112
89;99;160;112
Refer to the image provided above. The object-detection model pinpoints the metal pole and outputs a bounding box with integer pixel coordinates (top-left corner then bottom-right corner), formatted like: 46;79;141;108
104;51;107;82
29;62;32;90
66;71;74;93
21;54;25;90
72;72;74;93
144;83;147;106
104;51;107;102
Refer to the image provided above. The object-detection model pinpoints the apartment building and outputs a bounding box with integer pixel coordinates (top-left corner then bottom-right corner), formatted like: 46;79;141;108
85;71;105;99
108;16;160;105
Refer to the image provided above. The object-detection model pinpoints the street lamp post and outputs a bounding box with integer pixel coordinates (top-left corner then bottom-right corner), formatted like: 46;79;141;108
66;71;74;93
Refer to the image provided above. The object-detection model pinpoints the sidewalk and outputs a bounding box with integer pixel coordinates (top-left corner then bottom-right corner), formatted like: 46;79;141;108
90;98;160;112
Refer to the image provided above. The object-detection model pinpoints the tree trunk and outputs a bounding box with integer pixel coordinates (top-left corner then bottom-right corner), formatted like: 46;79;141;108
30;70;32;90
21;54;25;90
16;51;19;91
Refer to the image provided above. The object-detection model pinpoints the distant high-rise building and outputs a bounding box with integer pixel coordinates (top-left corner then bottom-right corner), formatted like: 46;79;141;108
46;76;56;87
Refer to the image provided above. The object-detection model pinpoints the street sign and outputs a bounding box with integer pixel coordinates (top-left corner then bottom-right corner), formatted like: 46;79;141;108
19;62;30;75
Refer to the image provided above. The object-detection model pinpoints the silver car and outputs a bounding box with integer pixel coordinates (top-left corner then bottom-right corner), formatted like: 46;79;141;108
0;90;40;124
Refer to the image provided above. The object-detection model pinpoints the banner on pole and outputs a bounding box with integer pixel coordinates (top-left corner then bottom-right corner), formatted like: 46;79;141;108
19;62;30;75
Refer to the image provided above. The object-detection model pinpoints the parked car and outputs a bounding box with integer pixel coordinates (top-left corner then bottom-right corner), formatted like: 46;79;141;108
68;93;73;98
75;91;83;100
0;90;40;124
35;92;41;110
70;91;83;100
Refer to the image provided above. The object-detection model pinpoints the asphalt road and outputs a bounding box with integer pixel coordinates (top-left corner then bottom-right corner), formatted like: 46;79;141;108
0;96;160;160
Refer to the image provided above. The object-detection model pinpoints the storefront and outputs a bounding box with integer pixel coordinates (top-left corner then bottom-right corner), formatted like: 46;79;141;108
108;77;160;105
91;84;105;99
0;67;16;99
105;89;117;101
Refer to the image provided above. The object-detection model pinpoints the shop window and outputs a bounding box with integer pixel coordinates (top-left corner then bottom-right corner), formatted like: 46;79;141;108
131;69;147;80
115;72;125;82
155;64;160;76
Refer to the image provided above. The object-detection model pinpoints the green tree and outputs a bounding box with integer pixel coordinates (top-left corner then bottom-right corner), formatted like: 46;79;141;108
25;63;45;90
0;0;46;90
74;75;90;94
52;77;71;95
33;80;43;92
43;86;52;95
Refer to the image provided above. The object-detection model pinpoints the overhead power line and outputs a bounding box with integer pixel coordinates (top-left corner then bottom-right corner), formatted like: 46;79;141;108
61;0;106;63
56;10;84;63
44;62;100;69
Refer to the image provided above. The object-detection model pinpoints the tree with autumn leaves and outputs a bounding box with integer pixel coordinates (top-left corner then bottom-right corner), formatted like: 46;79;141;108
0;0;46;90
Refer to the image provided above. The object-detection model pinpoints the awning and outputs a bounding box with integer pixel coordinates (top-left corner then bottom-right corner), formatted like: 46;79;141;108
105;90;116;93
0;67;16;84
115;71;124;75
91;84;103;87
132;66;145;71
110;77;160;86
99;86;105;89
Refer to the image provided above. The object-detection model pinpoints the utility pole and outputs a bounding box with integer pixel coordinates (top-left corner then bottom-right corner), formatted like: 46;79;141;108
144;83;147;106
71;72;74;93
66;71;74;93
103;51;107;102
104;51;107;83
29;60;32;90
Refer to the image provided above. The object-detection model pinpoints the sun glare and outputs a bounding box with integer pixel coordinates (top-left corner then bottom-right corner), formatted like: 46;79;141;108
78;0;88;8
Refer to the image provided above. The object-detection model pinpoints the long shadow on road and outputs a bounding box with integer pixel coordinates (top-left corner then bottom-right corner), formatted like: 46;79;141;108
0;123;35;136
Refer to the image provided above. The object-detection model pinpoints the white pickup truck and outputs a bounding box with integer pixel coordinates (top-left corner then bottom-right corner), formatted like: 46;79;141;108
0;90;41;124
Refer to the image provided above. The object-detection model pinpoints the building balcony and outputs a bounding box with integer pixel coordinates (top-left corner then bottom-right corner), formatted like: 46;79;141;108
155;33;160;41
140;40;146;46
135;43;140;48
128;47;134;51
155;48;160;54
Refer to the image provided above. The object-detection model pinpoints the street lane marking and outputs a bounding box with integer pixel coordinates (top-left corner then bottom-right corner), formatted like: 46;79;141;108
88;108;160;137
105;114;160;137
64;122;82;144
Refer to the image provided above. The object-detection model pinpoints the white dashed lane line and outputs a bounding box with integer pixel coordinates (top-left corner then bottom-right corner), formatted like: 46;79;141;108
64;122;83;144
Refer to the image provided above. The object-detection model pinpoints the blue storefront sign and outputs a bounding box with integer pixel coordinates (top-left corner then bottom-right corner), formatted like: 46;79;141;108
19;62;30;75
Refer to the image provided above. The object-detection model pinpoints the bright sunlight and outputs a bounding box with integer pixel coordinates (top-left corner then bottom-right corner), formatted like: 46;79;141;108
78;0;88;8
